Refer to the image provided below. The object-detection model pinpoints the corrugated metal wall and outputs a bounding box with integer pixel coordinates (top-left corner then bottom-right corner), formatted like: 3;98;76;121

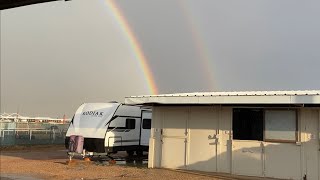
149;106;320;180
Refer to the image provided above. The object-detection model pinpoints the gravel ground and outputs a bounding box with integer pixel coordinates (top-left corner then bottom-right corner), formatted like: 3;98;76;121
0;145;224;180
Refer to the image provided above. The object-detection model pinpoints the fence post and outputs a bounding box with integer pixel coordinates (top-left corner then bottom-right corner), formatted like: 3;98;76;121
29;130;32;140
53;128;56;141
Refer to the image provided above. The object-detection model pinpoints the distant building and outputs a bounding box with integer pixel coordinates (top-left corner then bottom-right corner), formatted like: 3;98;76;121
125;90;320;180
0;113;70;124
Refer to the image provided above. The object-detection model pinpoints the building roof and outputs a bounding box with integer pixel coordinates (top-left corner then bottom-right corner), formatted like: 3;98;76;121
125;90;320;105
0;0;65;10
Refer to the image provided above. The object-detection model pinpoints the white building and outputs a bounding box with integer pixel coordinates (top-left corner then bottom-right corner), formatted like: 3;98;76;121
0;113;70;124
125;90;320;180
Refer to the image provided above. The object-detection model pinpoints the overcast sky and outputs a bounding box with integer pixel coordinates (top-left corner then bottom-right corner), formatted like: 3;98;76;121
1;0;320;117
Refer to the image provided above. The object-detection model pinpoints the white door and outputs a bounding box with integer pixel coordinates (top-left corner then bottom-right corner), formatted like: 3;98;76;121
232;140;263;177
187;107;218;172
264;142;301;179
161;108;188;169
140;111;152;146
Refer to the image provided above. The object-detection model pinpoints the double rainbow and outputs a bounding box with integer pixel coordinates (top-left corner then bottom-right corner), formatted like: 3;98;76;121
104;0;217;94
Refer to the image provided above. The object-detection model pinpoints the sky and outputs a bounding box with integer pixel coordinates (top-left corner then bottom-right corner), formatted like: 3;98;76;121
1;0;320;118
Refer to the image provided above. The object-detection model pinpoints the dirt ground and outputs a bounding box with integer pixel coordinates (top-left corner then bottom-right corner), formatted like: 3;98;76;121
0;145;227;180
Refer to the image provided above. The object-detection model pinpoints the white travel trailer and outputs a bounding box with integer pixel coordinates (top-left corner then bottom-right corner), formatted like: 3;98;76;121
65;103;152;156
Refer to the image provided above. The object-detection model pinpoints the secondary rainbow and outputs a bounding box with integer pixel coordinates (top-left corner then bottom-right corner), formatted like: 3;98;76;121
104;0;158;95
178;0;217;90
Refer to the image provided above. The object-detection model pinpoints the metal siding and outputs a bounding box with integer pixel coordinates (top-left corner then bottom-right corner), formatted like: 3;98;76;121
217;108;232;173
128;90;320;98
148;137;155;168
149;106;320;180
162;108;188;137
264;142;301;179
199;96;291;104
148;107;162;168
232;140;264;177
161;107;188;169
125;90;320;105
292;95;320;104
161;137;186;168
187;107;218;172
301;109;319;180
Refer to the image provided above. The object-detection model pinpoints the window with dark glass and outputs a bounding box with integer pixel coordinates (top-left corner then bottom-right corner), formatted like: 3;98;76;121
126;118;135;129
142;119;151;129
233;109;263;141
108;118;135;130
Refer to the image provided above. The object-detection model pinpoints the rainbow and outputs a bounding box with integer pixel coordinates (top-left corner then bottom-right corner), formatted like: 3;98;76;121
103;0;158;95
178;0;217;90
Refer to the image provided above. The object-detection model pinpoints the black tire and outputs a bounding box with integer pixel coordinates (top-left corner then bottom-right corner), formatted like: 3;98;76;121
127;150;134;156
136;150;143;156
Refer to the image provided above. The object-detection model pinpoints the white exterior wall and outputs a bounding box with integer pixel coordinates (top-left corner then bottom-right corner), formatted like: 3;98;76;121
217;108;232;173
149;106;320;180
187;107;219;172
300;109;319;180
148;107;162;168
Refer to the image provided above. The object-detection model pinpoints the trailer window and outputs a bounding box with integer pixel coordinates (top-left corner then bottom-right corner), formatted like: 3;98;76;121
233;109;263;141
126;119;136;129
142;119;151;129
108;117;126;130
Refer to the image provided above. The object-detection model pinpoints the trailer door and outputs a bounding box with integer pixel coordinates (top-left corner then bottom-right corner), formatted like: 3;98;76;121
140;111;152;147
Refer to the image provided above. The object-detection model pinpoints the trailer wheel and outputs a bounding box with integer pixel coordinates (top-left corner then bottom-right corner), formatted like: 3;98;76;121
127;150;134;156
136;150;143;157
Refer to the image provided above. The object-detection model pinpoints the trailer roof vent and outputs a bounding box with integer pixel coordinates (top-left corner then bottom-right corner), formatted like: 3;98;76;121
108;101;118;103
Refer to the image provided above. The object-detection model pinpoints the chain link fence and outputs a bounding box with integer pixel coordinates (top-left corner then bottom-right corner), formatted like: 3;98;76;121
0;122;69;146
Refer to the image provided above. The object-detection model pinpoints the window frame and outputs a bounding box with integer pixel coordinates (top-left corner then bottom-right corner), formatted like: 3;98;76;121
263;109;298;143
232;108;264;141
232;108;299;143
